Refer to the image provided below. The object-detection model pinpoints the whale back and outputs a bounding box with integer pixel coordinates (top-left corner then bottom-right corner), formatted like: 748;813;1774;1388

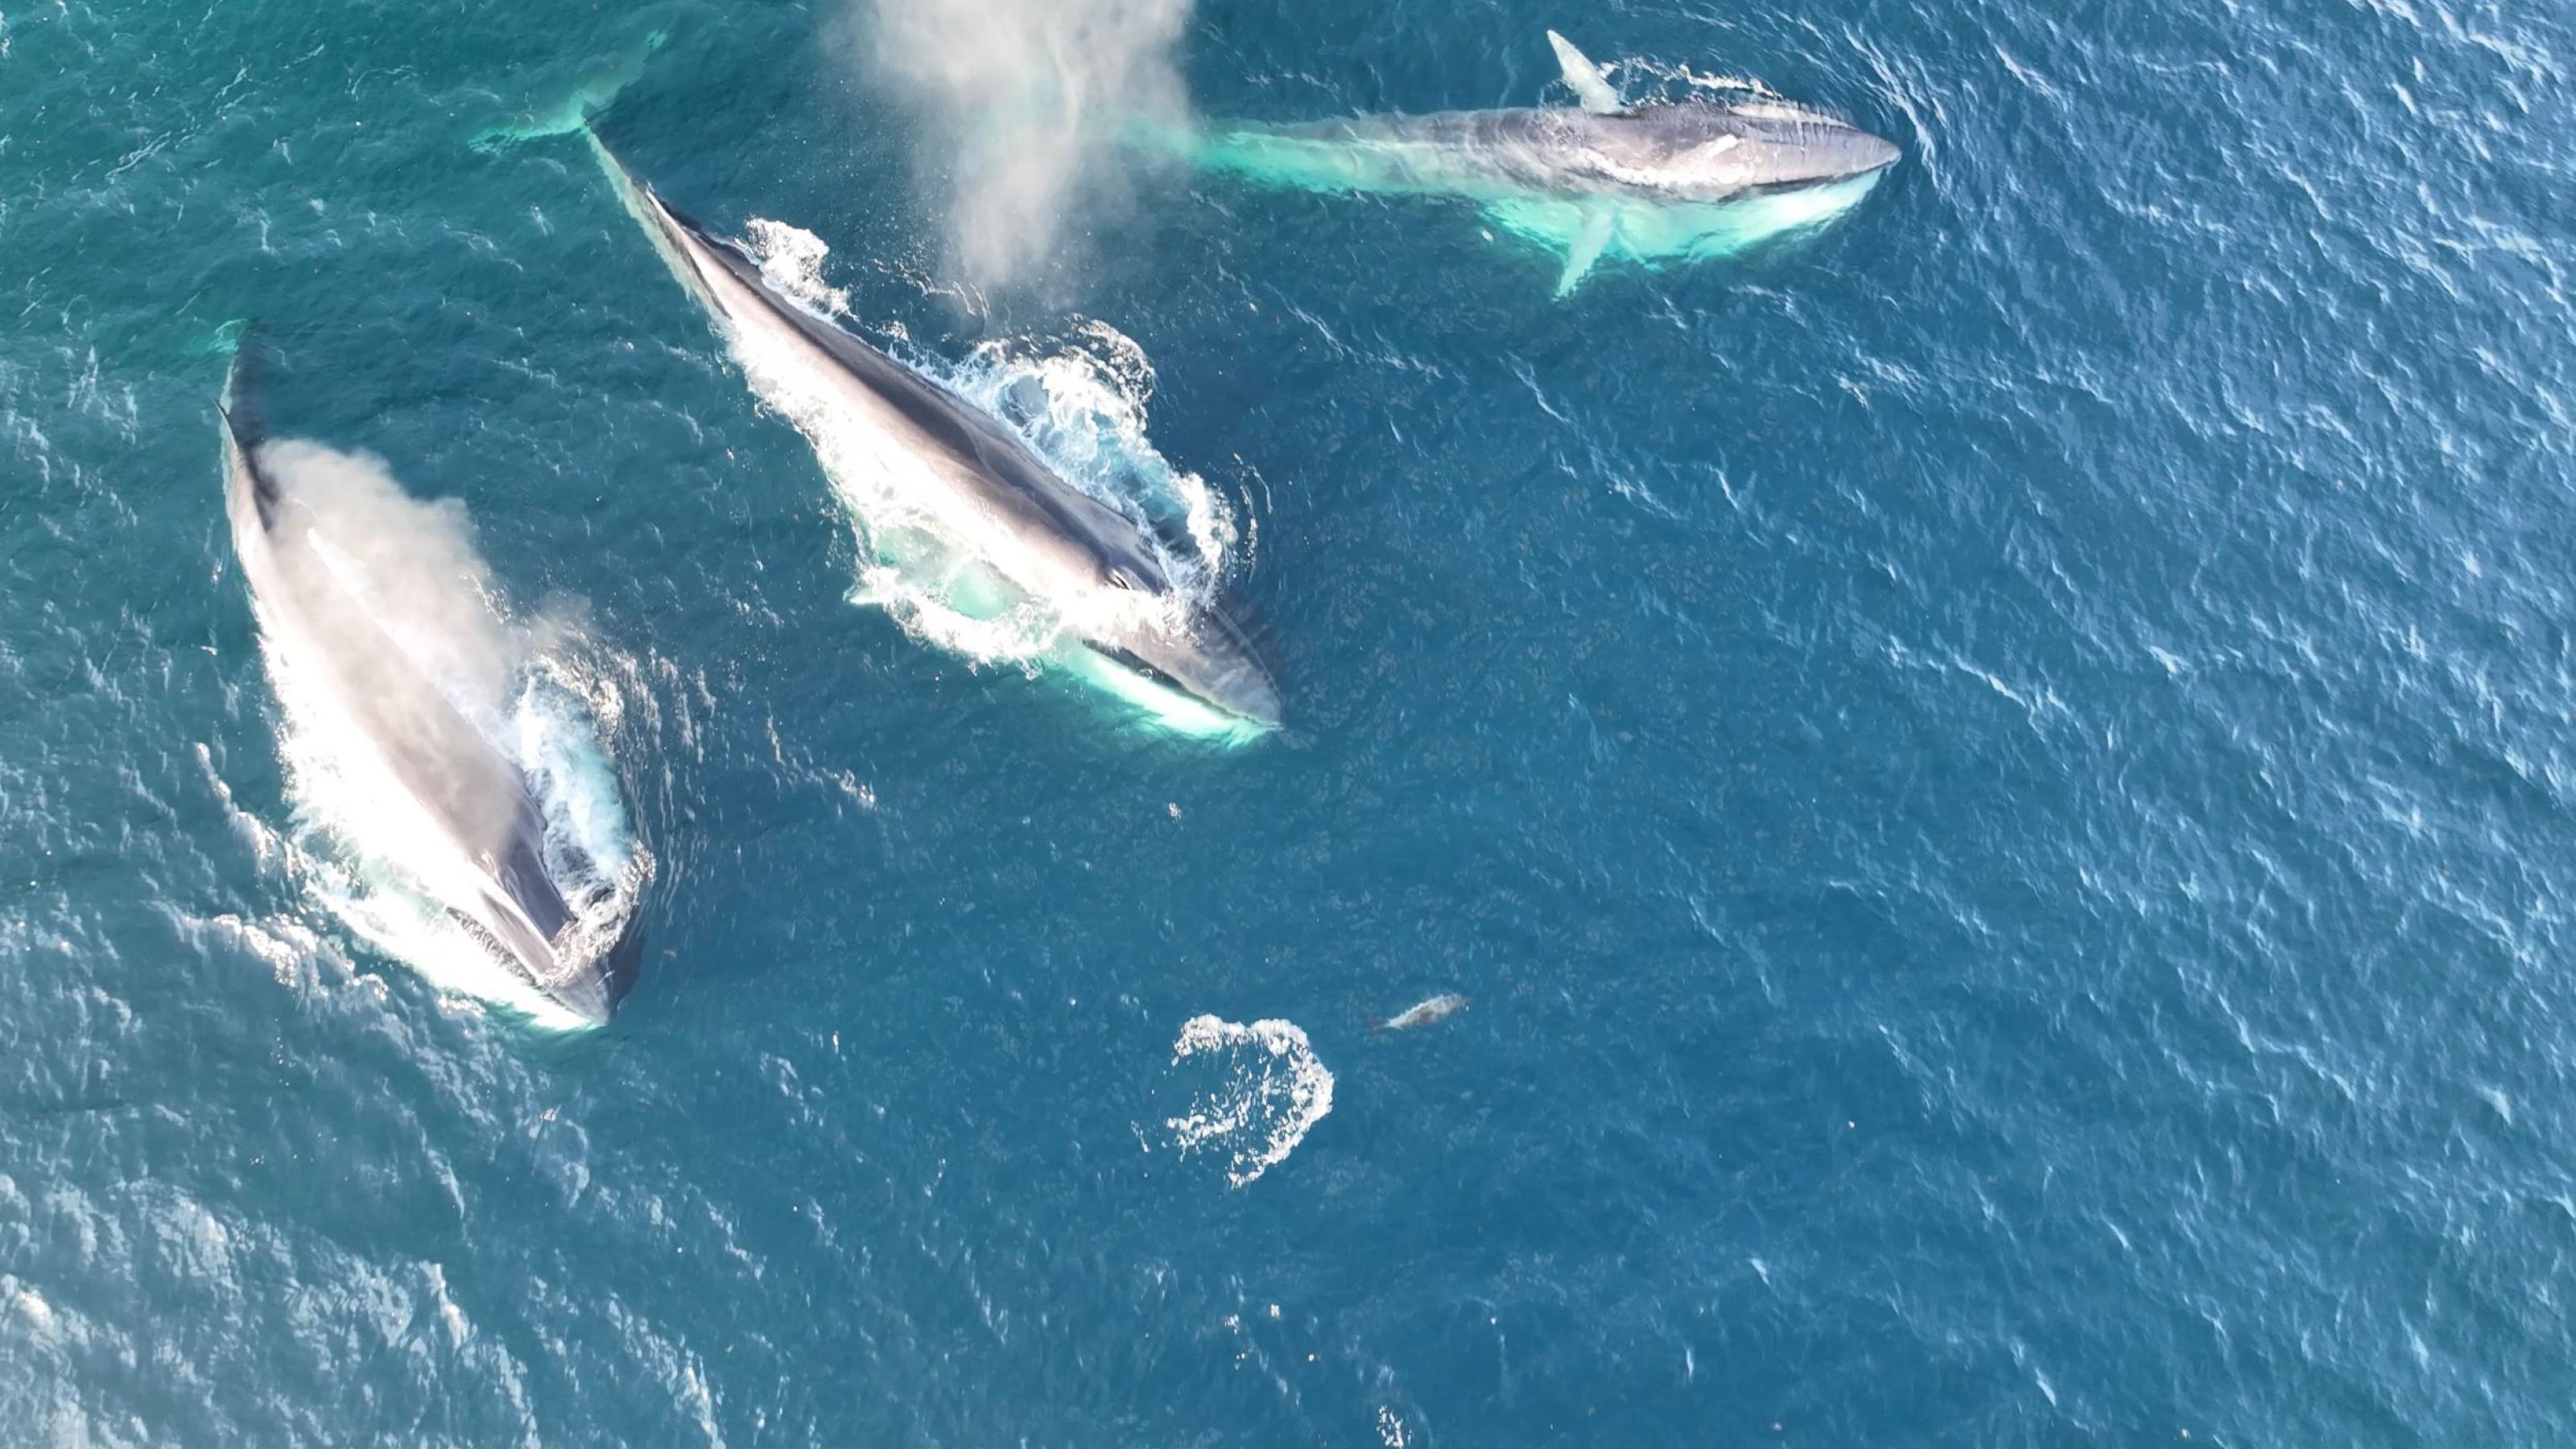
643;190;1173;594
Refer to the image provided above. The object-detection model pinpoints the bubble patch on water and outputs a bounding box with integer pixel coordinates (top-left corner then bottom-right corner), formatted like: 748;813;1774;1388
1162;1015;1334;1187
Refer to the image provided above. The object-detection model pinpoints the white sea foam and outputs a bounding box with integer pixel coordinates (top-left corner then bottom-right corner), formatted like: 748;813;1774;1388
12;1286;56;1335
513;658;654;970
1162;1015;1334;1187
194;911;330;991
728;221;1247;735
957;320;1241;592
743;218;853;318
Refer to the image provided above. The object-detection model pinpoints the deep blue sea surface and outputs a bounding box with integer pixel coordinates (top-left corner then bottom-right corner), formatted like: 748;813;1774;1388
6;0;2576;1442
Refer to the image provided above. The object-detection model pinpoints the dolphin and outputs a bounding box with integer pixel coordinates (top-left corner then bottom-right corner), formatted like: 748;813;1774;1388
219;358;640;1025
1164;31;1901;295
1375;992;1468;1033
585;138;1284;732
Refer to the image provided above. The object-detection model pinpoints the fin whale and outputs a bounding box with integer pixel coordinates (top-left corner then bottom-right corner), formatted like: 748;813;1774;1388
1167;31;1900;295
219;356;639;1024
587;138;1283;732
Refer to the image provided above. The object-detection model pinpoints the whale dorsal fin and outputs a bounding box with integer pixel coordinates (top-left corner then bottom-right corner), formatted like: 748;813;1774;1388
1546;31;1622;114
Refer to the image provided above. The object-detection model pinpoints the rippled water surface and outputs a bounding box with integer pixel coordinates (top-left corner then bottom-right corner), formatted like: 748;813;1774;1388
5;0;2574;1442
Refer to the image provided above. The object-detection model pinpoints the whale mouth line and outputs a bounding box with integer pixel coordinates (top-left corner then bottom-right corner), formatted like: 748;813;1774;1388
1082;629;1283;731
642;184;721;295
444;908;592;1022
1736;162;1897;196
443;905;638;1026
1090;641;1249;724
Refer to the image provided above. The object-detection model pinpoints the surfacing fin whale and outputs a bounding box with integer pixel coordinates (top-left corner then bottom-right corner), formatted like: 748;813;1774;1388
1163;31;1901;295
586;136;1283;733
219;354;641;1025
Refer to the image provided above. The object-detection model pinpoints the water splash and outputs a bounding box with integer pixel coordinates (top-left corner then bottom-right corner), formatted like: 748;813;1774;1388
514;658;654;973
743;219;854;318
1162;1015;1334;1187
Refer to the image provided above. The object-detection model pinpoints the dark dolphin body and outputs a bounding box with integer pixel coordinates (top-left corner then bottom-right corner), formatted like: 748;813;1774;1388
220;364;639;1024
589;138;1282;731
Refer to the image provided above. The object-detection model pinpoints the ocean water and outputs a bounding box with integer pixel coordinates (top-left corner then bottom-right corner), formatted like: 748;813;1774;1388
4;0;2574;1442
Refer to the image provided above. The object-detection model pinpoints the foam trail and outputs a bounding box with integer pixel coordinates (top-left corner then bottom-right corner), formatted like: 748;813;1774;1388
860;0;1196;288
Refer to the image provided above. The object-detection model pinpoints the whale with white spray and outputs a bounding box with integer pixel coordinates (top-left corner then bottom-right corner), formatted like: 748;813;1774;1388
585;135;1283;734
1158;31;1900;295
217;356;645;1026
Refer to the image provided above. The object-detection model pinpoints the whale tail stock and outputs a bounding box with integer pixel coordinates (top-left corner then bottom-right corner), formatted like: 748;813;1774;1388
467;27;669;153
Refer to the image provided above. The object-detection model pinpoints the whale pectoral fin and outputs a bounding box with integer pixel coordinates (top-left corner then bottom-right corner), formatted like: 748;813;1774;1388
1546;31;1622;114
1476;196;1619;292
1555;205;1617;297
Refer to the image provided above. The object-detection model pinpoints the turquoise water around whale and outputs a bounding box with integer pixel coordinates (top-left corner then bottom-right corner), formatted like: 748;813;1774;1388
5;0;2574;1442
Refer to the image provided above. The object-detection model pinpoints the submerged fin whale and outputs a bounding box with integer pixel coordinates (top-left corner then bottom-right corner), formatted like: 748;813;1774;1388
586;138;1283;732
1167;31;1901;295
219;357;639;1024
